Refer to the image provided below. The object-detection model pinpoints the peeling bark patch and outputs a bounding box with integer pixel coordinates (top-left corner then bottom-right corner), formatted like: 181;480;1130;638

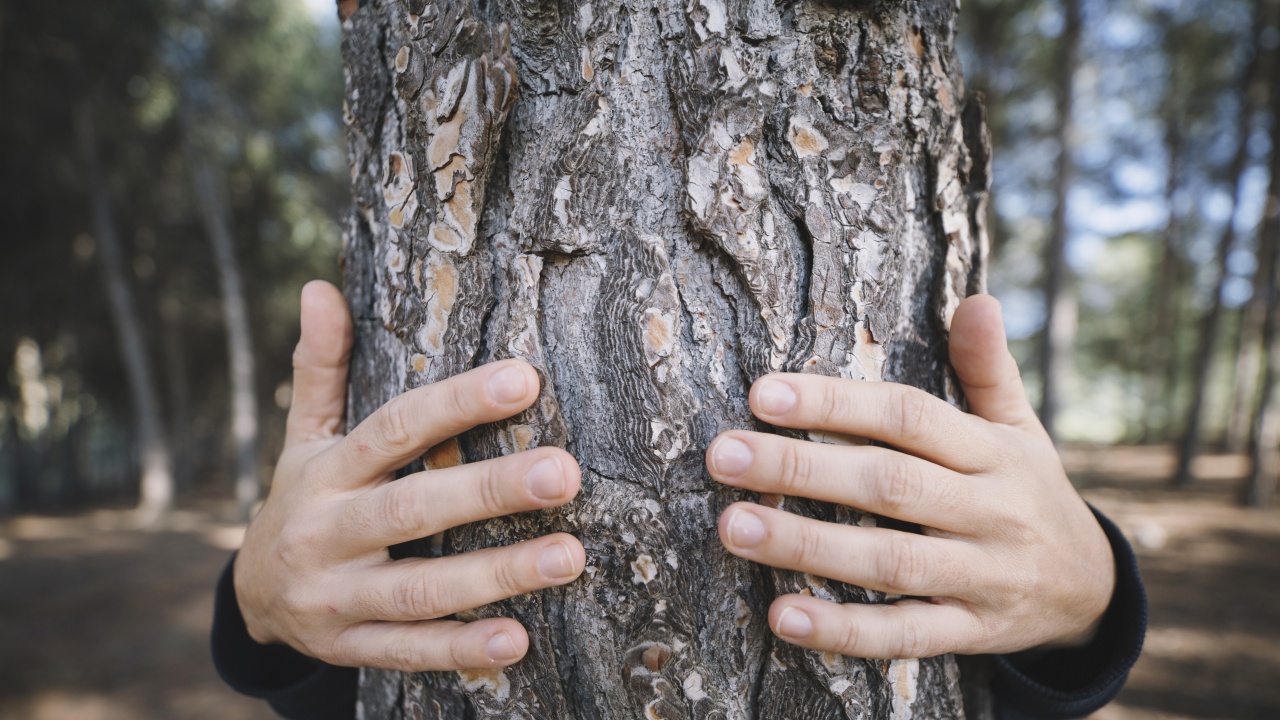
457;668;511;700
631;553;659;584
788;116;829;158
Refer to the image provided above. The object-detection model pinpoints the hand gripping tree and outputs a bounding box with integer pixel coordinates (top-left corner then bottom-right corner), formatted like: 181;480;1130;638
338;0;991;716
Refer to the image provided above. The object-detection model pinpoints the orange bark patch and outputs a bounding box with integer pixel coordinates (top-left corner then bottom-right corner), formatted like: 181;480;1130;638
410;353;427;373
424;438;463;469
508;424;535;452
642;644;671;671
729;138;755;167
337;0;357;21
791;127;824;155
427;254;458;304
909;27;924;58
646;312;671;353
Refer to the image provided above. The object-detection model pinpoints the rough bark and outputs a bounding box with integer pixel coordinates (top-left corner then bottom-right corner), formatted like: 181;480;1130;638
339;0;990;716
188;149;261;519
1036;0;1080;444
1174;0;1264;486
75;101;175;521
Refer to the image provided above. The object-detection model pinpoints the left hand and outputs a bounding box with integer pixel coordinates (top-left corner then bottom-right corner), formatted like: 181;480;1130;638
705;294;1114;659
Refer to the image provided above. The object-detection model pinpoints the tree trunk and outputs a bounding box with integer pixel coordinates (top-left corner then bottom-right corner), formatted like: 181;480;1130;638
1227;0;1280;456
159;286;195;492
1226;215;1274;455
1243;24;1280;508
1141;50;1184;444
1173;0;1264;486
339;0;990;716
75;102;174;521
1037;0;1081;444
188;149;261;519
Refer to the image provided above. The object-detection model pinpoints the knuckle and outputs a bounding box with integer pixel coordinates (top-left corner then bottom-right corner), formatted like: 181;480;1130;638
275;524;321;570
278;586;318;619
896;616;929;658
448;634;473;670
894;391;932;444
879;534;925;593
492;555;529;597
477;464;510;519
443;380;475;422
381;483;423;536
818;385;852;427
836;614;864;657
790;523;825;570
393;571;445;619
876;455;924;517
389;634;422;671
375;395;415;453
777;443;814;494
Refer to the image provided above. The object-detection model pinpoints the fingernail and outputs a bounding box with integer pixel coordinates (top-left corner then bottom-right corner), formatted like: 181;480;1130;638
488;365;529;404
726;508;766;548
525;457;565;500
486;632;521;663
711;437;753;477
538;543;577;580
776;607;814;639
756;379;797;415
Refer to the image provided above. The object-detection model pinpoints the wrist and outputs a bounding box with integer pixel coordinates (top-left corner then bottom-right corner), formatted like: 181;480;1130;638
231;553;281;647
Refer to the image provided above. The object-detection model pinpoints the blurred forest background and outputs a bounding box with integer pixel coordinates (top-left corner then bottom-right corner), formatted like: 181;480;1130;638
2;0;1280;718
4;0;1280;516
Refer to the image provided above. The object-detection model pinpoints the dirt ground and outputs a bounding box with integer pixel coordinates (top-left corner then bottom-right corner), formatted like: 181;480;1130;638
1;445;1277;720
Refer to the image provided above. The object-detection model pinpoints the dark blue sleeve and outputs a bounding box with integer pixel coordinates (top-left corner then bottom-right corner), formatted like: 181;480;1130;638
992;506;1147;720
211;554;357;720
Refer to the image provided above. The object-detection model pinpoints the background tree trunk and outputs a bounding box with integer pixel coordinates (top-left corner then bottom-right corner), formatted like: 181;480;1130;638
76;102;174;521
1141;41;1184;444
1173;0;1264;486
188;149;261;519
1036;0;1081;444
1242;33;1280;509
340;0;990;716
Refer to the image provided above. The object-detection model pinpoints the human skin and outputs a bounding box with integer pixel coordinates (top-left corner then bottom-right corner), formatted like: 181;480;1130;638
233;280;1113;671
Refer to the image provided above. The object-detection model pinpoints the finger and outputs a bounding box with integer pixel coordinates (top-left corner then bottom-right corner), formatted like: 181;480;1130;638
322;359;540;488
949;295;1040;430
748;373;994;473
706;432;980;531
285;280;354;445
339;447;582;552
768;595;984;659
329;617;530;671
718;503;979;598
345;534;585;622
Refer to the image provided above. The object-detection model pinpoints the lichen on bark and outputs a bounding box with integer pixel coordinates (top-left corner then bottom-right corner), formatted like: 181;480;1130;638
340;0;991;717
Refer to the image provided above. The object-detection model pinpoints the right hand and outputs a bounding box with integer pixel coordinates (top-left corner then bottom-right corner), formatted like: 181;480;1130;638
234;280;585;672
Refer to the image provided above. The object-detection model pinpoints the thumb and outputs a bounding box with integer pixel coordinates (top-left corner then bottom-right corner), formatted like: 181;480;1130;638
284;280;353;445
949;295;1039;430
